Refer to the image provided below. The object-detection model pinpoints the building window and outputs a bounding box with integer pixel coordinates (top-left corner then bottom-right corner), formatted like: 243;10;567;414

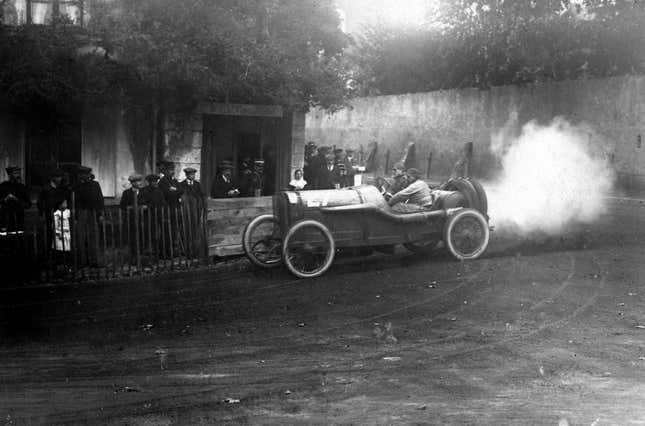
2;0;85;26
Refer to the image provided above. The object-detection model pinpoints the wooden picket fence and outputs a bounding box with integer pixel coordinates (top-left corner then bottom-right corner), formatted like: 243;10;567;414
0;202;208;287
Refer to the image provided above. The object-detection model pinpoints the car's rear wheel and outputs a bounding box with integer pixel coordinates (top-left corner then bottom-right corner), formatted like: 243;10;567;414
444;208;489;260
467;178;488;217
283;220;335;278
242;214;283;268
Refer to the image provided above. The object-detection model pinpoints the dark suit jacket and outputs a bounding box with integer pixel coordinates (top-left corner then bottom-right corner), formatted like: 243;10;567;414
119;188;147;209
180;180;205;208
210;174;237;198
140;186;167;208
158;176;183;207
315;162;337;189
74;181;104;212
37;184;69;215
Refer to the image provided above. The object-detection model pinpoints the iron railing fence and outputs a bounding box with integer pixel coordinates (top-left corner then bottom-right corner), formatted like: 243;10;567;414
0;201;207;286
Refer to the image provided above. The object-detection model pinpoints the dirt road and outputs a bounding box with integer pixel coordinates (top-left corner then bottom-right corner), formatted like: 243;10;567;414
2;199;645;425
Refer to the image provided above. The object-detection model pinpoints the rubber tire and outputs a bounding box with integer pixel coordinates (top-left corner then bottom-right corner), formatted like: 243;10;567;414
242;214;283;269
444;208;490;260
467;178;488;217
442;178;480;212
283;220;335;279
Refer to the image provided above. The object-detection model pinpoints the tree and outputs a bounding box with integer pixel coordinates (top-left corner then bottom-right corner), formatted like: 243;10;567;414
353;0;645;95
87;0;352;112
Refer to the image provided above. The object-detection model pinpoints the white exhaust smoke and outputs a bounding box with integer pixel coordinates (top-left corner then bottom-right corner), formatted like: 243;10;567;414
485;117;614;236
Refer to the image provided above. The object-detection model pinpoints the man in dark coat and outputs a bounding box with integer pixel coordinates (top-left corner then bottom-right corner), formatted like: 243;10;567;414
0;166;31;231
38;169;70;254
73;166;104;266
211;163;239;198
120;174;147;259
142;174;167;255
158;162;183;209
141;174;167;208
314;147;337;189
180;167;206;256
303;142;317;186
238;157;254;197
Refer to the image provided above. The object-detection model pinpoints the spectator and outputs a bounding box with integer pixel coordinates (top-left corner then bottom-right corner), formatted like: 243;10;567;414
303;141;317;184
119;174;147;209
142;174;167;207
238;157;254;197
120;174;147;259
158;161;183;208
314;147;337;189
289;169;307;190
51;198;71;253
211;162;240;198
0;165;31;232
38;169;70;246
73;165;104;266
180;167;206;256
250;159;265;196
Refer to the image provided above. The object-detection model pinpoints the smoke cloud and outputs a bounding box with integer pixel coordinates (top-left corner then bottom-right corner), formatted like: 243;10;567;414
485;117;614;236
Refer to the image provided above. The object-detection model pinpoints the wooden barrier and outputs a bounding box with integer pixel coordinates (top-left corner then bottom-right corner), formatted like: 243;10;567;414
205;196;273;257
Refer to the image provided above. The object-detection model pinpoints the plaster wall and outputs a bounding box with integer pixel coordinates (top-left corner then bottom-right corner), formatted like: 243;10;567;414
306;76;645;187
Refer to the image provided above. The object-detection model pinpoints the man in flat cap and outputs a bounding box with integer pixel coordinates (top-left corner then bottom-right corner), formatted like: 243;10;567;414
0;166;31;231
387;168;433;213
211;162;239;198
119;174;146;209
180;167;206;256
73;166;105;266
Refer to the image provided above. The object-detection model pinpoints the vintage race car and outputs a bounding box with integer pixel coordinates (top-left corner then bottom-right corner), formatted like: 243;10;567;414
242;177;490;278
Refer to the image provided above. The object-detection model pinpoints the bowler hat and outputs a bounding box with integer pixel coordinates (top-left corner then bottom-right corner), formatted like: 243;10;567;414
183;167;197;174
78;165;92;174
128;174;144;182
145;174;160;182
5;165;20;174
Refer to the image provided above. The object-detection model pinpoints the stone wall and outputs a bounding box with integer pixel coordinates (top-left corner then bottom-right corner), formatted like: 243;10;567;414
306;76;645;187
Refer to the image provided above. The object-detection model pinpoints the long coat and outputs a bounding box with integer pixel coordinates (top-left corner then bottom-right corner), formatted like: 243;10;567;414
0;180;31;231
158;176;183;207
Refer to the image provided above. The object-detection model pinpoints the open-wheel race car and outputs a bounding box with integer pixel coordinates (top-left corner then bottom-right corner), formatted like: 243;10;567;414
242;177;490;278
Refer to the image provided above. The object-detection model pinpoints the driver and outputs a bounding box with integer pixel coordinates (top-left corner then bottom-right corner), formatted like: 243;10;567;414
388;168;433;213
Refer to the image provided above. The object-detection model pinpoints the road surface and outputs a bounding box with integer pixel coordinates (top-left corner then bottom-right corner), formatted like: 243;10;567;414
2;198;645;425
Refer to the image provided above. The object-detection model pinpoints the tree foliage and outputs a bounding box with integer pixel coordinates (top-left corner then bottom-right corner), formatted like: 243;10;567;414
0;0;352;114
352;0;645;95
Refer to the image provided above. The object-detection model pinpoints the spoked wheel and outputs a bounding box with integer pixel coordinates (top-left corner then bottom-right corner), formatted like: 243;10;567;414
404;239;441;255
242;214;283;268
444;208;490;260
283;220;335;278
